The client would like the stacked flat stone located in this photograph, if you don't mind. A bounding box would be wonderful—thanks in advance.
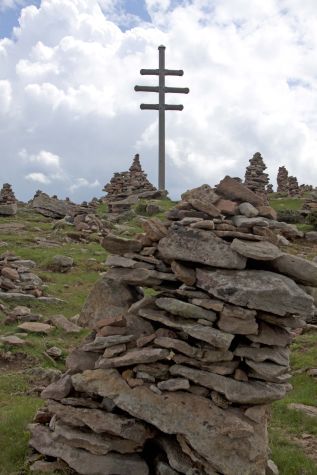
[300,184,313,193]
[31,191,84,219]
[288,176,300,197]
[0,183,17,216]
[29,178,316,475]
[267,184,273,193]
[0,252,43,298]
[103,154,162,214]
[244,153,269,203]
[276,166,289,193]
[303,189,317,211]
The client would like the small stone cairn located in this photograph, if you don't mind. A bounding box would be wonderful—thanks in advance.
[288,176,300,197]
[267,184,273,193]
[28,178,317,475]
[103,154,163,215]
[244,152,269,203]
[303,189,317,211]
[0,252,43,298]
[0,183,17,216]
[276,166,289,193]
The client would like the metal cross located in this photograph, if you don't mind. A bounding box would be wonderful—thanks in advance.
[134,45,189,191]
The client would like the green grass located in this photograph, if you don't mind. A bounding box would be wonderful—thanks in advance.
[269,197,305,212]
[0,373,42,475]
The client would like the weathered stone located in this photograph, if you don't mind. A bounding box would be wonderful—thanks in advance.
[49,314,81,333]
[257,206,277,220]
[246,360,289,382]
[266,459,279,475]
[218,304,258,335]
[233,215,269,228]
[106,255,144,268]
[257,312,305,329]
[82,335,135,352]
[154,460,179,475]
[190,219,215,230]
[154,337,197,357]
[287,403,317,418]
[96,315,126,329]
[141,218,168,241]
[231,239,283,261]
[181,184,220,204]
[46,346,63,358]
[41,375,72,400]
[1,267,19,280]
[17,322,54,334]
[78,276,136,329]
[72,369,268,475]
[47,400,153,443]
[139,309,233,350]
[156,297,217,322]
[96,348,170,369]
[157,378,190,391]
[29,424,149,475]
[155,436,199,475]
[53,419,141,454]
[239,202,259,218]
[271,254,317,286]
[50,255,74,272]
[158,226,246,269]
[102,234,142,254]
[0,335,26,346]
[66,349,99,372]
[215,199,238,216]
[235,346,289,366]
[105,267,176,286]
[216,176,264,206]
[171,261,196,286]
[248,322,292,347]
[98,326,127,337]
[103,344,126,357]
[187,198,221,218]
[196,268,314,317]
[191,298,224,312]
[170,365,287,404]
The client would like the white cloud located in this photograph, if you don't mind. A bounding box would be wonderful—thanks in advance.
[1,0,317,201]
[25,172,51,184]
[0,0,26,11]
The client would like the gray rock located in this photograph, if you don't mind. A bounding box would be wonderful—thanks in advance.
[170,364,288,404]
[155,297,217,322]
[41,375,72,400]
[234,346,289,366]
[158,226,246,270]
[105,267,177,286]
[51,255,74,272]
[216,176,264,206]
[305,231,317,242]
[29,424,149,475]
[231,239,283,261]
[239,202,259,218]
[47,400,153,443]
[157,378,190,391]
[49,314,81,333]
[96,347,170,369]
[271,253,317,286]
[82,335,135,352]
[196,268,314,317]
[246,360,290,383]
[66,349,99,372]
[218,304,258,335]
[78,276,136,329]
[232,215,269,228]
[102,234,142,254]
[247,322,292,347]
[72,369,268,475]
[266,459,279,475]
[154,337,197,358]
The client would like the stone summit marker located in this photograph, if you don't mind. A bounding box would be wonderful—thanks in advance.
[135,45,189,191]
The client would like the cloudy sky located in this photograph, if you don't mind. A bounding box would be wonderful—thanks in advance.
[1,0,317,202]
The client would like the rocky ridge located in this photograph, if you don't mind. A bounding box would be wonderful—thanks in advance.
[28,178,317,474]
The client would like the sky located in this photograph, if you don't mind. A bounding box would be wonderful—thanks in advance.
[1,0,317,202]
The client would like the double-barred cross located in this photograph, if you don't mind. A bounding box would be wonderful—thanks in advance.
[134,45,189,191]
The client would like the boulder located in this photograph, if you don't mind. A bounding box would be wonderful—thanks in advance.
[216,176,264,206]
[271,254,317,286]
[231,239,283,261]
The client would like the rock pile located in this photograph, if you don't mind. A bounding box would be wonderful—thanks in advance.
[103,154,164,215]
[267,184,273,193]
[303,189,317,211]
[0,183,17,216]
[31,191,83,219]
[288,176,300,197]
[276,166,289,193]
[244,152,269,203]
[0,252,43,298]
[29,179,316,475]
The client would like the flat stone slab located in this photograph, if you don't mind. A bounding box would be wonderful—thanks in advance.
[18,322,55,334]
[196,268,314,317]
[235,346,289,366]
[216,176,264,206]
[96,348,170,369]
[170,364,288,404]
[29,424,149,475]
[231,239,283,261]
[72,369,268,475]
[102,234,142,255]
[158,226,246,270]
[288,403,317,418]
[155,297,216,322]
[271,254,317,286]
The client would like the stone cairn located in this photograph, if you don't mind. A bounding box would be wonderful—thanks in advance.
[28,177,316,475]
[0,252,43,298]
[303,189,317,211]
[267,184,273,193]
[244,153,269,204]
[276,166,289,193]
[103,154,163,215]
[288,176,300,197]
[0,183,17,216]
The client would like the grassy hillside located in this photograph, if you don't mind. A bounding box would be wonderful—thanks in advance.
[0,197,316,475]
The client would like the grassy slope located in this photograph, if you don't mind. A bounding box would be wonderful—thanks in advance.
[0,198,316,474]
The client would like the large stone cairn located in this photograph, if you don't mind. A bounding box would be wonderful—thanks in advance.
[103,154,162,214]
[0,183,17,216]
[288,176,300,197]
[0,252,43,298]
[244,153,269,203]
[28,178,316,474]
[276,166,289,193]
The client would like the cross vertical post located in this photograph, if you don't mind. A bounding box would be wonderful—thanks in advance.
[135,46,189,191]
[159,45,165,191]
